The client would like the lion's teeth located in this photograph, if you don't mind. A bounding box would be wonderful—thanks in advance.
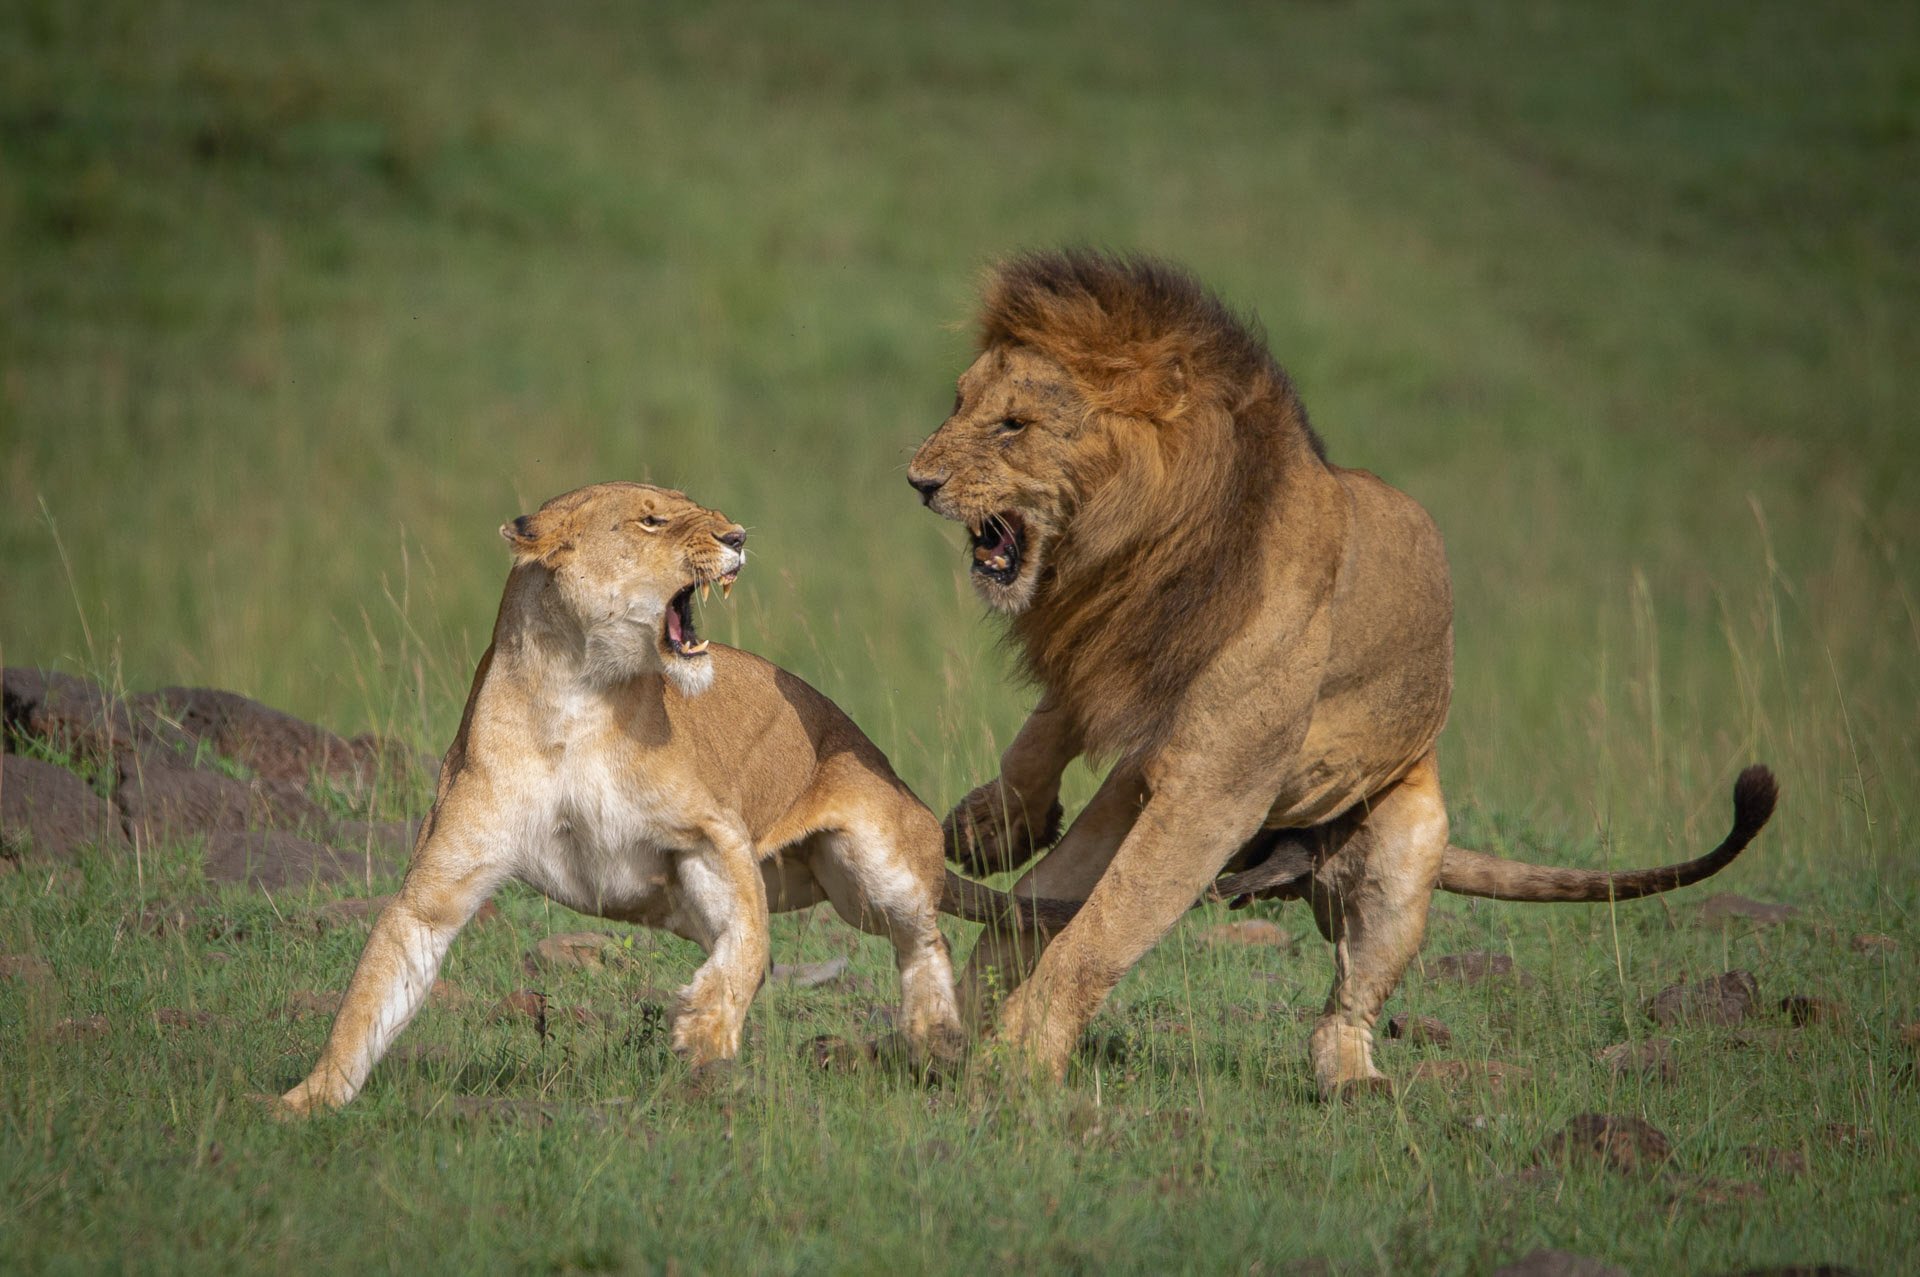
[700,582,711,603]
[683,639,709,655]
[721,578,733,599]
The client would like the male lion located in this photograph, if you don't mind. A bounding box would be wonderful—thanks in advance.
[906,251,1777,1097]
[281,482,1064,1115]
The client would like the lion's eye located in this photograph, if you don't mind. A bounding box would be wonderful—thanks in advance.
[997,417,1027,434]
[637,515,668,531]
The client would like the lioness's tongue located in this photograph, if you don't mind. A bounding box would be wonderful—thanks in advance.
[666,605,685,645]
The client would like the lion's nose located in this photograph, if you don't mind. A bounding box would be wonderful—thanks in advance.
[717,526,746,551]
[908,474,945,504]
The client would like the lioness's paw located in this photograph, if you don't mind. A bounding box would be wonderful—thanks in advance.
[943,782,1063,875]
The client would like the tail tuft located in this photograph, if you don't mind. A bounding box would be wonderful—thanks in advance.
[1731,765,1779,840]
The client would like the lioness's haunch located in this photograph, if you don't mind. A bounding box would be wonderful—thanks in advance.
[907,250,1778,1096]
[280,482,1067,1115]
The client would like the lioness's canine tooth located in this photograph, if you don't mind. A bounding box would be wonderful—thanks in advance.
[683,639,709,655]
[721,579,733,599]
[701,582,711,603]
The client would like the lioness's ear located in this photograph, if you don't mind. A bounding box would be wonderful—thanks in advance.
[499,512,563,565]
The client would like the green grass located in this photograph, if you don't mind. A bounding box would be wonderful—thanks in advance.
[3,0,1917,1271]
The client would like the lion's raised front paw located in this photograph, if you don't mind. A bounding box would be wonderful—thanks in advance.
[943,782,1063,876]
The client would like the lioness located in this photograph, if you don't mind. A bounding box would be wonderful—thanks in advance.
[281,482,1061,1115]
[907,251,1777,1096]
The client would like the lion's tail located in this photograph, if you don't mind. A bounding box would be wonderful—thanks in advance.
[1437,764,1778,903]
[938,869,1081,931]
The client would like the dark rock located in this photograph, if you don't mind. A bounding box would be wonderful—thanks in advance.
[202,828,399,890]
[1536,1113,1674,1175]
[3,668,157,762]
[1696,893,1799,927]
[1386,1014,1453,1047]
[116,753,331,849]
[1492,1249,1628,1277]
[1596,1037,1678,1082]
[1780,995,1849,1028]
[2,755,126,859]
[1742,1145,1808,1177]
[151,1007,224,1030]
[125,687,370,787]
[1645,970,1759,1027]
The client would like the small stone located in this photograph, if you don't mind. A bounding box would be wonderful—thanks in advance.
[1850,933,1897,955]
[152,1007,221,1030]
[1668,1174,1765,1206]
[1695,893,1798,927]
[1536,1112,1673,1176]
[769,956,850,988]
[1596,1037,1678,1083]
[1780,995,1848,1028]
[1386,1014,1453,1046]
[1408,1059,1530,1090]
[489,989,549,1037]
[1741,1145,1808,1177]
[1423,951,1536,986]
[1492,1249,1629,1277]
[284,990,343,1020]
[1645,970,1758,1027]
[0,954,53,984]
[52,1013,109,1040]
[525,932,616,973]
[1202,919,1295,948]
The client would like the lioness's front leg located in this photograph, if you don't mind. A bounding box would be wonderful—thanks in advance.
[945,697,1080,875]
[669,824,771,1070]
[280,841,505,1115]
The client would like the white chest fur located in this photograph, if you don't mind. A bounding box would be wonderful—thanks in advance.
[509,685,681,921]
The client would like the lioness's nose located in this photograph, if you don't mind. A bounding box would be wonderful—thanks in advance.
[717,526,746,551]
[908,473,945,503]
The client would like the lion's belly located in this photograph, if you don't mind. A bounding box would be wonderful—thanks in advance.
[509,755,687,927]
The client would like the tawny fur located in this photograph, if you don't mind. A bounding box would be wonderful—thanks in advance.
[280,483,1042,1115]
[908,250,1777,1096]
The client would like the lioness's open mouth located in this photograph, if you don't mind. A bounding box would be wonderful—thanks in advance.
[970,513,1024,586]
[664,569,739,659]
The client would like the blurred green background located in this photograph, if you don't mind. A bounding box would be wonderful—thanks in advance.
[3,0,1915,880]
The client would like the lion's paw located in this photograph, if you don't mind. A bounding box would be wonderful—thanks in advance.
[944,782,1063,876]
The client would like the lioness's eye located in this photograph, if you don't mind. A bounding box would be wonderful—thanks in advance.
[997,417,1027,434]
[638,515,668,530]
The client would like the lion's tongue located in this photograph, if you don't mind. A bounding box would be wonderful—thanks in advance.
[666,605,685,646]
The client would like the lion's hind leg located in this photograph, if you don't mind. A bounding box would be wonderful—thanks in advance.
[1307,753,1449,1100]
[809,812,965,1063]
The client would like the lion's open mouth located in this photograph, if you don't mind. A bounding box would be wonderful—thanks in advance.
[663,570,738,659]
[969,513,1024,586]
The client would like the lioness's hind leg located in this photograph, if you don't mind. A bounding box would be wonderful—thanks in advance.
[1307,753,1449,1100]
[811,816,963,1060]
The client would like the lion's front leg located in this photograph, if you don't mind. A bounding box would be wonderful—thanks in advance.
[989,779,1273,1081]
[1306,752,1449,1099]
[670,827,770,1070]
[945,697,1081,875]
[958,766,1147,1031]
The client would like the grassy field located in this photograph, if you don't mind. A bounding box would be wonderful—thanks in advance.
[3,0,1917,1271]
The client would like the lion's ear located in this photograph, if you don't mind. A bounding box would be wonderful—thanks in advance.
[1099,340,1191,422]
[499,512,565,565]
